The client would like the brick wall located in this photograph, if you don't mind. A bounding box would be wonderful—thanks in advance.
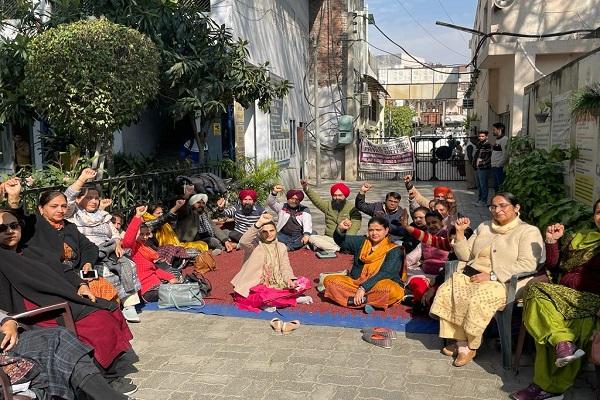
[309,0,347,87]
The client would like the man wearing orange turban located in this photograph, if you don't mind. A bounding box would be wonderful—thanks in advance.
[300,180,362,252]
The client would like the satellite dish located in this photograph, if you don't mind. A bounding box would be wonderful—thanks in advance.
[493,0,516,8]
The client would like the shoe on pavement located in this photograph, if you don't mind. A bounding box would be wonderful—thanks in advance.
[110,378,138,396]
[122,306,140,323]
[453,349,476,367]
[441,343,457,357]
[555,341,585,367]
[510,383,564,400]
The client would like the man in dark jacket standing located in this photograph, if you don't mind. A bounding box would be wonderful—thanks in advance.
[473,130,492,206]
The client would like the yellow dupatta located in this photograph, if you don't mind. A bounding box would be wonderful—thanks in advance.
[142,213,208,252]
[357,236,398,283]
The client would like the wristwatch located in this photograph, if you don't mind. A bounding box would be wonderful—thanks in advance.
[490,272,498,281]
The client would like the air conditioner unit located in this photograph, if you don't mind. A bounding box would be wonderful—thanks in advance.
[360,92,372,107]
[493,0,516,9]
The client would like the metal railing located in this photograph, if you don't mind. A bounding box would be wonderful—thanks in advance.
[20,165,222,213]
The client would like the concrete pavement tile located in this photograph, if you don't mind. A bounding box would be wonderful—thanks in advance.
[177,381,225,395]
[379,372,407,391]
[331,386,359,400]
[268,380,316,393]
[317,373,364,386]
[262,389,311,400]
[134,388,173,400]
[243,360,286,372]
[168,391,195,400]
[219,377,253,395]
[361,370,389,388]
[240,379,273,398]
[356,387,409,400]
[310,383,338,400]
[213,351,253,360]
[403,374,453,393]
[404,357,453,376]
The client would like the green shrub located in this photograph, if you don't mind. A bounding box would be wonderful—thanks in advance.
[23,18,160,152]
[220,157,280,203]
[502,136,592,233]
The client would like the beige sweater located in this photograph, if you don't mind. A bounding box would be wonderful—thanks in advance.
[452,218,545,283]
[230,225,295,297]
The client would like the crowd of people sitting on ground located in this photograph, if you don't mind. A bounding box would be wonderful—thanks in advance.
[0,158,597,400]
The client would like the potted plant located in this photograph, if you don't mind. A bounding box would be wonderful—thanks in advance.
[534,100,552,123]
[571,83,600,120]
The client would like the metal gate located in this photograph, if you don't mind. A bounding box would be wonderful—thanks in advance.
[411,135,467,181]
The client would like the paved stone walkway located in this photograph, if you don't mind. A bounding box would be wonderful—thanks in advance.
[128,180,598,399]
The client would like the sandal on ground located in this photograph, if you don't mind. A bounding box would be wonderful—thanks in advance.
[270,318,283,333]
[441,343,458,357]
[360,327,397,340]
[362,332,392,349]
[453,349,476,367]
[281,320,300,335]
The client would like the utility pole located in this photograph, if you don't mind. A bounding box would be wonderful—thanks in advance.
[313,37,321,186]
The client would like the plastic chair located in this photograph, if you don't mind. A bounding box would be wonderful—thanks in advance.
[444,261,537,370]
[0,302,76,399]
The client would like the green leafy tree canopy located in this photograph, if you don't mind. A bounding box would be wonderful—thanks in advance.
[385,105,415,136]
[22,18,160,151]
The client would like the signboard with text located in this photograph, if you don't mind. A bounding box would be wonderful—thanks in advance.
[358,137,414,172]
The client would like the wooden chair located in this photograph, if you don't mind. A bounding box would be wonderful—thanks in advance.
[0,302,76,400]
[444,261,538,370]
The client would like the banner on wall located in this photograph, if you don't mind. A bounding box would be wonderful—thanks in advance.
[358,137,414,172]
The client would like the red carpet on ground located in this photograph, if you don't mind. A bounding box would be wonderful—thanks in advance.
[204,248,412,319]
[142,248,439,332]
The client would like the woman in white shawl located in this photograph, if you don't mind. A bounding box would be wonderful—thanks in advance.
[231,213,312,313]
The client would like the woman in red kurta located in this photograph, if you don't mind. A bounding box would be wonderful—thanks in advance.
[122,205,179,302]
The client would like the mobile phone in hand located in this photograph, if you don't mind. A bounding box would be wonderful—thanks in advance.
[80,270,99,279]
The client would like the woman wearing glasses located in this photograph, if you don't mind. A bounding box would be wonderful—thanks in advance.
[430,193,545,367]
[0,209,137,396]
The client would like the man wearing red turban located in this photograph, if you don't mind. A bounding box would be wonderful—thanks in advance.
[215,188,265,251]
[300,180,362,253]
[405,175,457,216]
[267,185,312,251]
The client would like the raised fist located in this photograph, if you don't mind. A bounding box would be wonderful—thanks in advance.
[454,217,471,233]
[174,199,186,209]
[545,223,564,244]
[99,198,112,210]
[360,183,372,194]
[300,179,309,189]
[216,197,226,208]
[78,168,97,182]
[404,175,412,183]
[135,205,148,217]
[273,185,284,193]
[183,184,195,197]
[257,212,273,227]
[338,218,352,231]
[3,178,21,197]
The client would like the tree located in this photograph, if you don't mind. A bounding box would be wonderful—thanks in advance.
[48,0,293,162]
[385,105,415,136]
[23,18,160,159]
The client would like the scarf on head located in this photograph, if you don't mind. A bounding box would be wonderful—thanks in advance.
[560,229,600,272]
[357,236,398,282]
[258,237,286,289]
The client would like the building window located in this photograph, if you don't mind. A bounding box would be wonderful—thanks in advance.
[269,98,290,165]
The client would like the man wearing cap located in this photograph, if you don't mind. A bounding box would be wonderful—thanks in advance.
[215,189,265,250]
[174,186,230,251]
[267,185,313,251]
[301,180,362,252]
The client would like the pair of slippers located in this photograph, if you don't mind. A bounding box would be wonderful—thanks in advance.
[361,327,396,349]
[270,318,300,335]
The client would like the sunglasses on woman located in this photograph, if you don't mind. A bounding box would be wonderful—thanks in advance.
[0,222,22,233]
